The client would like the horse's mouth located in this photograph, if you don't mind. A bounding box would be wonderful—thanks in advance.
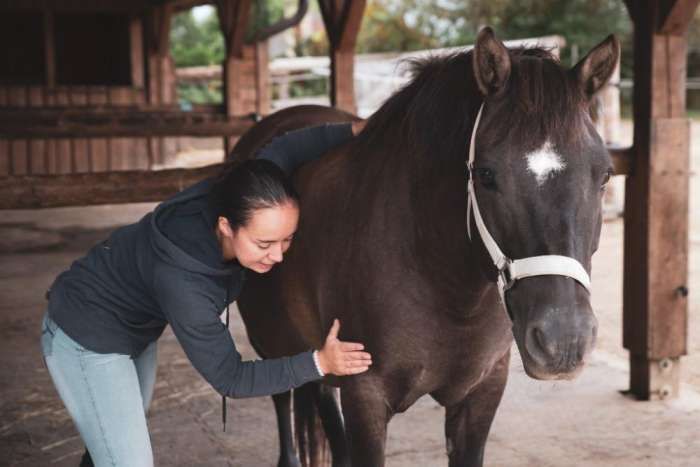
[516,334,592,380]
[520,353,588,380]
[507,295,598,381]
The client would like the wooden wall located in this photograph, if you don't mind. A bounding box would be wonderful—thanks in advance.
[0,85,152,176]
[0,42,266,177]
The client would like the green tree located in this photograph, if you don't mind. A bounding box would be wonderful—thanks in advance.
[170,2,288,104]
[356,1,439,53]
[355,0,632,74]
[170,9,224,67]
[170,2,287,68]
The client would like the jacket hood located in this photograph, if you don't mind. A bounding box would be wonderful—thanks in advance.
[150,178,239,277]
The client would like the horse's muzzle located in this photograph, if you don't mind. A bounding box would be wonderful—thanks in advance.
[519,303,598,380]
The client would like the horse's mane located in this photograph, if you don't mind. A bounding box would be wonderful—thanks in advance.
[355,46,586,168]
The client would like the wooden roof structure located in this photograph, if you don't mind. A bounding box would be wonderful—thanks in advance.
[0,0,697,401]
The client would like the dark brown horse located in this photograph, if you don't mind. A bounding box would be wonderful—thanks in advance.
[233,27,619,467]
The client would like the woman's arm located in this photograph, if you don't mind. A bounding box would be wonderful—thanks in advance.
[155,268,370,398]
[256,121,364,175]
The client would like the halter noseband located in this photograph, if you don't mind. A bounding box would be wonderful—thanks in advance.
[466,104,592,305]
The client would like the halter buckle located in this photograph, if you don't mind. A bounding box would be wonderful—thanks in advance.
[497,259,515,292]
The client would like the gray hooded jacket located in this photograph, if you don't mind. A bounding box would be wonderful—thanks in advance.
[47,122,353,398]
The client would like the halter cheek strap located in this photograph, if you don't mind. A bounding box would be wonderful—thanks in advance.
[466,104,592,304]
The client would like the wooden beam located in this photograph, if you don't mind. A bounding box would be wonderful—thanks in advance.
[318,0,366,113]
[0,164,221,209]
[659,0,700,35]
[255,41,270,115]
[608,145,632,175]
[217,0,253,154]
[146,4,174,105]
[130,17,146,88]
[623,0,638,23]
[43,10,55,88]
[250,0,308,43]
[623,2,691,400]
[155,4,173,57]
[0,110,255,138]
[337,0,365,51]
[0,0,150,13]
[317,0,339,46]
[217,0,251,59]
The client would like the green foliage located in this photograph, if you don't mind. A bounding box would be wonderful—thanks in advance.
[170,9,224,68]
[170,1,287,68]
[176,82,222,105]
[358,0,632,74]
[170,2,288,104]
[169,1,699,107]
[246,0,287,42]
[356,1,439,53]
[487,0,632,73]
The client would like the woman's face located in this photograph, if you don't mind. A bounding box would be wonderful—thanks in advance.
[218,201,299,273]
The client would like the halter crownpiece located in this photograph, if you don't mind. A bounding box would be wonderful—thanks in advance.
[466,103,592,304]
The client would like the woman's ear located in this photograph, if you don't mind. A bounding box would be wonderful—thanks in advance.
[217,216,235,238]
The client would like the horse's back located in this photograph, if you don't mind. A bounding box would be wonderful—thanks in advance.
[228,105,358,162]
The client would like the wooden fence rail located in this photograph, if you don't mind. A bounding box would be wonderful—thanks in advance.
[0,145,631,209]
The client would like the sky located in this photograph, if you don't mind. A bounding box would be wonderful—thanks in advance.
[192,5,215,23]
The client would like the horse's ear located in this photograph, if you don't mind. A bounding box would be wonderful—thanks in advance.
[473,27,511,96]
[571,35,620,98]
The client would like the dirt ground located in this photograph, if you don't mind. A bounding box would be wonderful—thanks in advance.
[0,122,698,466]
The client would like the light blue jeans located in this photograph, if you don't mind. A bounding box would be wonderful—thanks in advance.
[40,312,157,467]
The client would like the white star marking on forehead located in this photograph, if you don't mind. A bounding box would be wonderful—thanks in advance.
[525,141,566,186]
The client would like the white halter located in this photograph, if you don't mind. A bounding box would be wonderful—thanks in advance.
[466,104,591,304]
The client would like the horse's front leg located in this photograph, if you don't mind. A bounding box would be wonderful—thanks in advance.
[312,384,350,467]
[442,350,510,467]
[272,391,301,467]
[341,377,392,467]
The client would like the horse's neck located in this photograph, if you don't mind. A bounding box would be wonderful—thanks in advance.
[349,150,493,309]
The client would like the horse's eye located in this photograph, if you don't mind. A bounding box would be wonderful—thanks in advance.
[601,168,613,189]
[475,168,496,188]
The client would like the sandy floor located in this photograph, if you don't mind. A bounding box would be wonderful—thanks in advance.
[0,122,697,466]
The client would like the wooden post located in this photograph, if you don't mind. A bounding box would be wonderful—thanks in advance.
[43,10,55,88]
[130,17,145,89]
[255,40,270,116]
[601,58,625,217]
[145,5,174,168]
[217,0,252,155]
[146,4,173,106]
[318,0,366,113]
[622,0,696,400]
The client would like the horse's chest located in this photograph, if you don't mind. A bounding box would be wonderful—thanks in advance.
[429,325,512,407]
[384,344,509,412]
[431,354,506,407]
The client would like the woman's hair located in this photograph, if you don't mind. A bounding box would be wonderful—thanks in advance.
[210,159,299,230]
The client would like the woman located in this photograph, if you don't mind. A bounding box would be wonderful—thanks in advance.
[40,122,368,466]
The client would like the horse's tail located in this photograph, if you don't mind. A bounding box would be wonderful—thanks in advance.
[294,382,329,467]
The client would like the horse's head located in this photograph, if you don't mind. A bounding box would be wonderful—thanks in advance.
[469,28,619,380]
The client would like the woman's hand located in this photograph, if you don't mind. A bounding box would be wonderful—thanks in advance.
[317,319,372,376]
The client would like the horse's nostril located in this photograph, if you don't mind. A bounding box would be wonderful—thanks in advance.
[533,328,549,355]
[525,325,555,365]
[524,312,597,372]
